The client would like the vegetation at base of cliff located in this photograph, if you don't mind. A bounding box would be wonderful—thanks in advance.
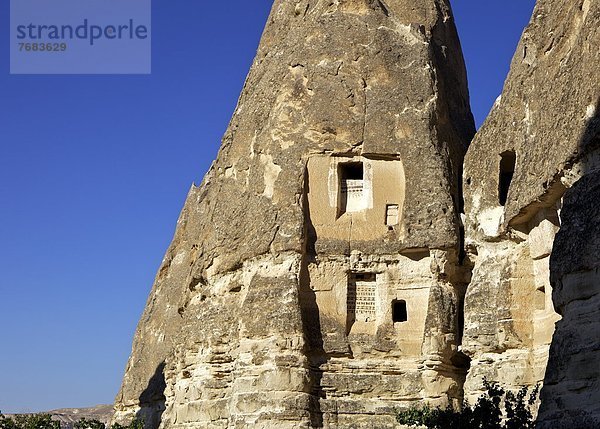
[106,418,143,429]
[74,418,143,429]
[0,414,143,429]
[396,380,539,429]
[0,413,60,429]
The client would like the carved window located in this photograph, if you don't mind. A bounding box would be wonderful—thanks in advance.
[499,151,516,206]
[392,300,408,323]
[386,204,399,226]
[339,162,364,214]
[535,286,546,311]
[347,272,376,323]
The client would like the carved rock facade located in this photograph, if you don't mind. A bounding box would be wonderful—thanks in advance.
[114,0,600,427]
[114,0,474,427]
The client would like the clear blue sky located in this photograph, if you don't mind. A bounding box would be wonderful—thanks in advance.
[0,0,535,414]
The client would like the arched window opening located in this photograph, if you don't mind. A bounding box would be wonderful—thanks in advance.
[499,151,516,206]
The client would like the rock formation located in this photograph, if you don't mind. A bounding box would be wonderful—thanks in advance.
[462,0,600,424]
[114,0,600,427]
[539,170,600,429]
[114,0,475,428]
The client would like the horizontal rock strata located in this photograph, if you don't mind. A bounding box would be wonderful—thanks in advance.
[114,0,475,428]
[462,0,600,424]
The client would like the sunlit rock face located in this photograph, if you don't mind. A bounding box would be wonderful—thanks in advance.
[114,0,600,427]
[462,0,600,424]
[113,0,475,428]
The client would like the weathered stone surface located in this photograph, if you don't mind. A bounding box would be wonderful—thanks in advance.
[113,0,600,426]
[114,0,474,428]
[464,0,600,232]
[114,0,600,426]
[537,171,600,428]
[462,0,600,423]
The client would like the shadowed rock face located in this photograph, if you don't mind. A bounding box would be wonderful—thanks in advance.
[539,171,600,429]
[114,0,474,428]
[462,0,600,423]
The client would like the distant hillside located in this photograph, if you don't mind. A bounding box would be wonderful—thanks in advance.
[6,405,113,428]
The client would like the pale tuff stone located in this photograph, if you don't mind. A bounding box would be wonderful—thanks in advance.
[114,0,474,428]
[114,0,600,427]
[462,0,600,425]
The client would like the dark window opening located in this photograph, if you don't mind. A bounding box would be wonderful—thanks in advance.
[338,162,365,215]
[351,272,376,282]
[457,295,465,344]
[340,162,363,181]
[499,151,516,206]
[392,300,408,323]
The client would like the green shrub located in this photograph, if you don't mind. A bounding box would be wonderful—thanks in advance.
[0,414,143,429]
[74,418,105,429]
[0,413,60,429]
[109,418,143,429]
[0,413,17,429]
[396,380,539,429]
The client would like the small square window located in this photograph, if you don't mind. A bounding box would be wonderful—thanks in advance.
[340,162,363,181]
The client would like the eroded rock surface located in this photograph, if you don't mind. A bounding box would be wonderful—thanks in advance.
[537,171,600,428]
[115,0,600,426]
[462,0,600,423]
[114,0,474,428]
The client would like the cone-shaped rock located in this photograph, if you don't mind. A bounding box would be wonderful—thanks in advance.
[114,1,475,427]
